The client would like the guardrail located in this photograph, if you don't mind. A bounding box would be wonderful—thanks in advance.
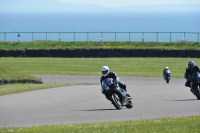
[0,32,199,43]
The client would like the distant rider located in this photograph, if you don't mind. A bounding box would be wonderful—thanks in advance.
[163,66,170,79]
[100,66,131,100]
[184,61,200,91]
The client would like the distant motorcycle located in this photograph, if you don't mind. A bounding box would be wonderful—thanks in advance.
[101,78,133,109]
[190,71,200,100]
[164,69,171,83]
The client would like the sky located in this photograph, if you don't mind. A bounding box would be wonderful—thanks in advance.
[57,0,200,7]
[0,0,200,13]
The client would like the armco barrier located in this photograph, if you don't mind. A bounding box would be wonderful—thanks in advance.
[0,49,200,57]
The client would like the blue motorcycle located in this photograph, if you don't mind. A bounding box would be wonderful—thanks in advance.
[101,78,133,109]
[164,69,171,83]
[191,71,200,100]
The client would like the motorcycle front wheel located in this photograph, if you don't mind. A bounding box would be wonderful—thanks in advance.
[166,76,169,83]
[110,93,123,109]
[193,86,200,100]
[125,99,133,109]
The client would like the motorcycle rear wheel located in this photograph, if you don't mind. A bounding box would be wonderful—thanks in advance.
[110,93,123,109]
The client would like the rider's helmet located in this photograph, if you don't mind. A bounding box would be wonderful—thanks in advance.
[101,66,110,77]
[188,61,195,69]
[165,66,169,70]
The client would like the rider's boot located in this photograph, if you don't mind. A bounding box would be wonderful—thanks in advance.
[126,93,132,98]
[190,88,195,95]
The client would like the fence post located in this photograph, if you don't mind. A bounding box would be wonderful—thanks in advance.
[182,32,185,44]
[170,32,171,43]
[142,32,144,43]
[184,32,185,43]
[101,32,103,44]
[4,32,6,43]
[17,32,20,43]
[59,32,61,44]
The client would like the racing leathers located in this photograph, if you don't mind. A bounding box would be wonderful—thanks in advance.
[185,65,200,87]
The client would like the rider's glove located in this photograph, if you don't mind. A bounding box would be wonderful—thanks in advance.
[115,77,119,83]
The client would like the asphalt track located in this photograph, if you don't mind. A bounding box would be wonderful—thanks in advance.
[0,75,199,128]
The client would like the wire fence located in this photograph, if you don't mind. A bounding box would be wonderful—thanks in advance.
[0,32,199,43]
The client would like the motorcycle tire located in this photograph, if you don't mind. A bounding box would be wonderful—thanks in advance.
[110,93,123,109]
[125,99,133,109]
[193,86,200,100]
[166,76,169,83]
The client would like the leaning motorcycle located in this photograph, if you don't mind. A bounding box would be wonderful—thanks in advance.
[101,78,133,109]
[164,69,171,83]
[190,71,200,100]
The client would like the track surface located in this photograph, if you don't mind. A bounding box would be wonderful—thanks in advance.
[0,75,199,127]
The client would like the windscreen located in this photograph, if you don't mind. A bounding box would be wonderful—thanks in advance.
[101,78,113,92]
[192,72,200,83]
[165,70,170,74]
[103,78,113,85]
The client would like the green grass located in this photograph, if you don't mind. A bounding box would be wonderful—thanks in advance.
[0,57,198,95]
[0,41,200,50]
[0,116,199,133]
[0,66,39,80]
[0,83,96,96]
[1,57,199,79]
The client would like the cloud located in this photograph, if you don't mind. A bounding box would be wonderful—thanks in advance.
[56,0,200,7]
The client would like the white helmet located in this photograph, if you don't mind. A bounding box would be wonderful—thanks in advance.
[165,66,169,69]
[101,66,110,77]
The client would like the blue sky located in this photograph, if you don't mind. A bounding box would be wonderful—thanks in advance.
[57,0,200,7]
[0,0,200,12]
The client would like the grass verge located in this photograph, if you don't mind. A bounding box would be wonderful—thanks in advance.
[0,83,96,96]
[1,57,200,79]
[0,66,39,80]
[0,116,199,133]
[0,41,200,50]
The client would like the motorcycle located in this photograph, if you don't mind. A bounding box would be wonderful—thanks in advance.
[101,78,133,109]
[164,69,171,83]
[190,71,200,100]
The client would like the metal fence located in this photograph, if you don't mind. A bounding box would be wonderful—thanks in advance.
[0,32,199,43]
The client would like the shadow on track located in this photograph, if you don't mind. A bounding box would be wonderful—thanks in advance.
[164,99,197,101]
[76,109,118,111]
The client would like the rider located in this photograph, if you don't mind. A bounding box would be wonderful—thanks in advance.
[163,66,170,79]
[100,66,131,100]
[184,61,200,90]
